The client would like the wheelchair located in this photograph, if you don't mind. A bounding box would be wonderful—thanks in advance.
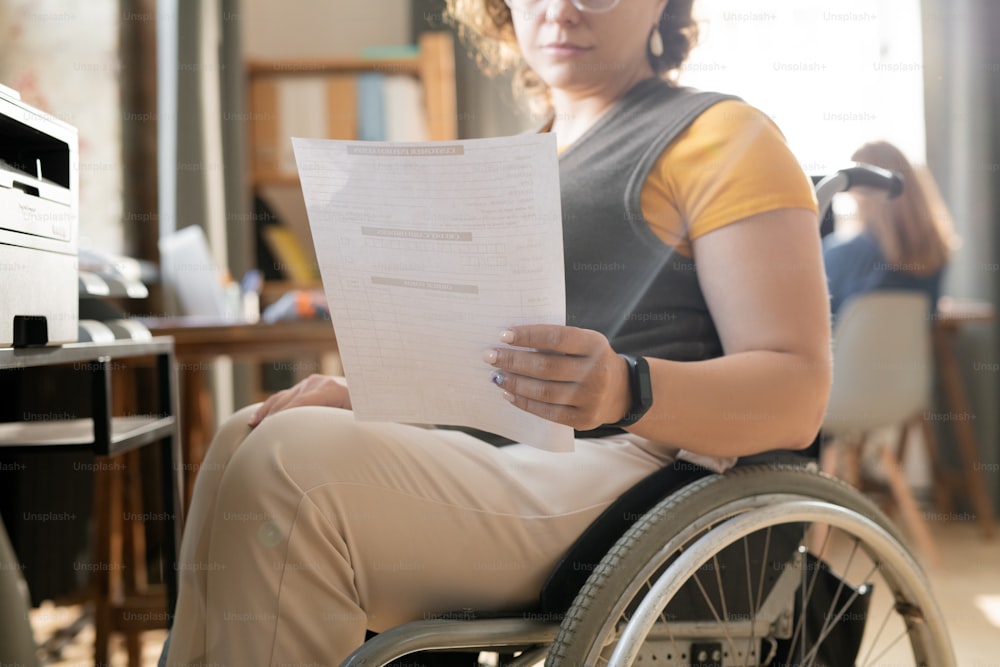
[338,166,954,667]
[341,459,954,667]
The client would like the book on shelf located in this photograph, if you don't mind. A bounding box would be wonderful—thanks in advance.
[360,44,420,60]
[277,77,328,174]
[383,75,429,142]
[262,224,321,284]
[356,72,386,141]
[326,75,358,140]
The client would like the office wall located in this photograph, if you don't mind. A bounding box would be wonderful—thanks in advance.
[241,0,412,60]
[0,0,123,255]
[923,0,1000,509]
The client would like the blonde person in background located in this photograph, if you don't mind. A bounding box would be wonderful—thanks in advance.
[163,0,832,664]
[823,140,959,316]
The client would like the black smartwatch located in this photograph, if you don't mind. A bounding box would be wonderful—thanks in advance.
[606,354,653,427]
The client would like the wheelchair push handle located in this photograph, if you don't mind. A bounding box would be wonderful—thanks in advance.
[841,163,904,197]
[814,163,904,221]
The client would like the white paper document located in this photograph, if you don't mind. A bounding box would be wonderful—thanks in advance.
[292,134,573,451]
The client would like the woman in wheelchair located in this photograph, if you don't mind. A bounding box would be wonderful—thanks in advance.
[163,1,839,665]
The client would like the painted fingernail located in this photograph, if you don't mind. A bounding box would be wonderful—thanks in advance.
[482,349,498,364]
[491,372,505,387]
[500,329,515,344]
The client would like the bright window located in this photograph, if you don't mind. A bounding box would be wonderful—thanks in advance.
[680,0,925,176]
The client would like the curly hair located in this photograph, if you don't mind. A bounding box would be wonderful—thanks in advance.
[444,0,699,114]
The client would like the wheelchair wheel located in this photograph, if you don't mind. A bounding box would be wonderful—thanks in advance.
[546,465,954,667]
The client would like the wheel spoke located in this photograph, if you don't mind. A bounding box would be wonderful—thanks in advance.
[691,571,741,663]
[800,564,878,666]
[797,541,808,664]
[754,526,772,614]
[787,531,857,661]
[712,550,743,664]
[861,628,911,666]
[786,546,818,660]
[713,552,730,625]
[743,536,757,667]
[813,542,863,643]
[859,601,898,667]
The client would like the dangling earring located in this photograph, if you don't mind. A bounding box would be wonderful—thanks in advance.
[649,26,664,57]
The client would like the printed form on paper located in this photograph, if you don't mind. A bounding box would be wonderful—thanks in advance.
[292,134,573,452]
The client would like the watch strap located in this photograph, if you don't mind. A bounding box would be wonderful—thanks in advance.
[605,354,653,428]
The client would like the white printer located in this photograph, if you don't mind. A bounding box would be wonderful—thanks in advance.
[0,83,78,347]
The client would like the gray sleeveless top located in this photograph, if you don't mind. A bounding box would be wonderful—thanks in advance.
[559,79,739,362]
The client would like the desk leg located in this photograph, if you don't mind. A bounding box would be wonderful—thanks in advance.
[158,351,183,623]
[933,326,996,538]
[179,363,213,516]
[159,436,180,624]
[92,461,119,667]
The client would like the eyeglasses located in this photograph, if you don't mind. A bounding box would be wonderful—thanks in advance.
[504,0,621,15]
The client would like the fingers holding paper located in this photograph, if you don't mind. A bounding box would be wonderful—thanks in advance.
[483,325,631,431]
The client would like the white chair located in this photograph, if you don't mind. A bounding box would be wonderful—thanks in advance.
[822,290,941,564]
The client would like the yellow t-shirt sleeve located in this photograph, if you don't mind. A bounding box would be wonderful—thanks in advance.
[641,100,818,253]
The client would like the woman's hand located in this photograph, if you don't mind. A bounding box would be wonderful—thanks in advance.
[482,325,630,431]
[248,374,351,427]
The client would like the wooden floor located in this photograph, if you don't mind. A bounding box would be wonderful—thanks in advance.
[28,520,1000,666]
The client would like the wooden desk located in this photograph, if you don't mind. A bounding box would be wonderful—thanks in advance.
[932,298,996,537]
[142,319,339,512]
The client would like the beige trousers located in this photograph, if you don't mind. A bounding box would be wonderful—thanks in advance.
[164,405,715,666]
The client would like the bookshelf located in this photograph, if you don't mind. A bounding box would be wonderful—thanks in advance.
[244,32,457,289]
[246,31,458,189]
